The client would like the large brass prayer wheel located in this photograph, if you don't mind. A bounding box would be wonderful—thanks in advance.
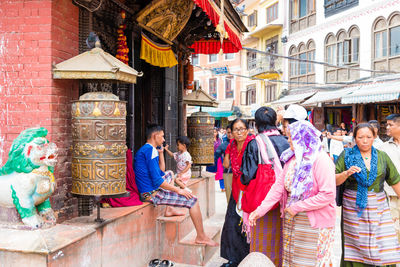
[187,111,214,165]
[71,92,127,196]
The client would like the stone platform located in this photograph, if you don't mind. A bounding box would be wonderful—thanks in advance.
[0,176,216,267]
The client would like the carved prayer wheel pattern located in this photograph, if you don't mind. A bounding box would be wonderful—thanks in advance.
[187,111,214,165]
[71,92,127,196]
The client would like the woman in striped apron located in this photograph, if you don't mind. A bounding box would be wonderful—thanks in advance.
[249,120,337,266]
[335,123,400,266]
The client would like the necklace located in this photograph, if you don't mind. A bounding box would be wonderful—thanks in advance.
[360,152,370,160]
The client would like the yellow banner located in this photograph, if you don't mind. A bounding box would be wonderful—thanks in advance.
[140,34,178,68]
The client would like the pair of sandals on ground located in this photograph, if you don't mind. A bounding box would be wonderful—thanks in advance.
[148,259,174,267]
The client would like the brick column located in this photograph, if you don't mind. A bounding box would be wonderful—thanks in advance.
[0,0,79,222]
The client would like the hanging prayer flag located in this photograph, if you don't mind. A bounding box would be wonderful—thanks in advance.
[140,33,178,68]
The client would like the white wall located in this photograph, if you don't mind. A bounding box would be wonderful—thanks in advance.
[283,0,400,84]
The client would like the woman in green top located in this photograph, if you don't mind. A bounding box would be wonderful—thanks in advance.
[335,123,400,266]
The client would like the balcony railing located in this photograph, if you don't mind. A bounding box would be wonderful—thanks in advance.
[248,56,282,78]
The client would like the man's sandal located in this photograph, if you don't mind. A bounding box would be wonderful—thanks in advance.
[159,260,174,267]
[148,259,161,267]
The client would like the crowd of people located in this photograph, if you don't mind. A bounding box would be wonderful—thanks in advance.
[215,105,400,267]
[105,103,400,267]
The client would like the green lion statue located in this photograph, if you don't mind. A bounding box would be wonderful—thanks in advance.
[0,127,57,229]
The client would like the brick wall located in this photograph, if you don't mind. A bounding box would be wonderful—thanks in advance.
[0,0,79,222]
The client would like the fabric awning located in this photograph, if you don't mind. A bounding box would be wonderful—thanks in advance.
[190,0,243,54]
[271,91,316,106]
[206,110,233,119]
[303,86,360,106]
[190,39,240,54]
[341,80,400,104]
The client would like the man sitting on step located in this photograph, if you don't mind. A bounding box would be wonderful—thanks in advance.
[134,124,218,247]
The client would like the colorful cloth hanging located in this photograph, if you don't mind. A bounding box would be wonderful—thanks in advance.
[190,38,240,54]
[140,33,178,68]
[191,0,242,54]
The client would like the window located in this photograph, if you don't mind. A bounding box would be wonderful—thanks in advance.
[348,27,360,63]
[299,52,307,75]
[225,76,234,99]
[267,3,279,23]
[194,80,200,90]
[265,84,277,103]
[191,54,199,65]
[375,31,387,58]
[325,34,336,64]
[265,36,278,53]
[299,0,307,18]
[325,26,360,82]
[324,0,359,17]
[289,46,298,76]
[209,78,217,98]
[209,54,217,63]
[224,53,234,60]
[307,49,315,72]
[289,40,315,87]
[290,0,315,20]
[247,51,257,70]
[390,26,400,56]
[372,13,400,73]
[246,84,256,105]
[248,11,257,27]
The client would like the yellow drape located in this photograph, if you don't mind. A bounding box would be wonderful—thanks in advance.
[140,34,178,68]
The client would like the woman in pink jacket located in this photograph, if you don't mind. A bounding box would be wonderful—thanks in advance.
[249,120,336,267]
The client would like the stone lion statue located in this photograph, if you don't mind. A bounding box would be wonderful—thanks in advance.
[0,127,58,229]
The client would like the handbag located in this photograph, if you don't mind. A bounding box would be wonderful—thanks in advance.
[241,134,279,214]
[336,183,345,206]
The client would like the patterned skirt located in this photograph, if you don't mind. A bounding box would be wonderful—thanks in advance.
[250,207,283,266]
[342,189,400,266]
[282,212,335,267]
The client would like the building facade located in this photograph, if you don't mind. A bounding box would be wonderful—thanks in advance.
[236,0,287,118]
[282,0,400,130]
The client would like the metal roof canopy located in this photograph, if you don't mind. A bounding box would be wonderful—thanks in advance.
[341,80,400,104]
[184,88,219,107]
[52,44,143,84]
[271,91,317,106]
[303,86,361,106]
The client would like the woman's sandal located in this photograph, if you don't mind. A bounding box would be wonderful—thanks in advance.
[159,260,174,267]
[148,259,161,267]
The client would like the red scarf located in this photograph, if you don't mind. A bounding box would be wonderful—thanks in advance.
[230,135,255,202]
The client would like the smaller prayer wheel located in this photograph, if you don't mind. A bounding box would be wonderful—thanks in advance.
[187,111,214,165]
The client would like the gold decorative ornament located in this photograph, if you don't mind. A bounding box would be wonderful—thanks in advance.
[92,102,102,117]
[136,0,194,44]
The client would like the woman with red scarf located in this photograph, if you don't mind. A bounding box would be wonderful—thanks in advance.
[220,119,254,267]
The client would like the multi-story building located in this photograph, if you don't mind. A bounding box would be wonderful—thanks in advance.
[281,0,400,131]
[239,0,286,113]
[191,50,244,127]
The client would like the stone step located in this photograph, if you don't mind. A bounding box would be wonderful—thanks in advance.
[157,212,192,243]
[159,225,220,266]
[179,226,221,266]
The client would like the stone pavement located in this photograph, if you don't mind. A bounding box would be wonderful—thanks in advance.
[176,179,343,267]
